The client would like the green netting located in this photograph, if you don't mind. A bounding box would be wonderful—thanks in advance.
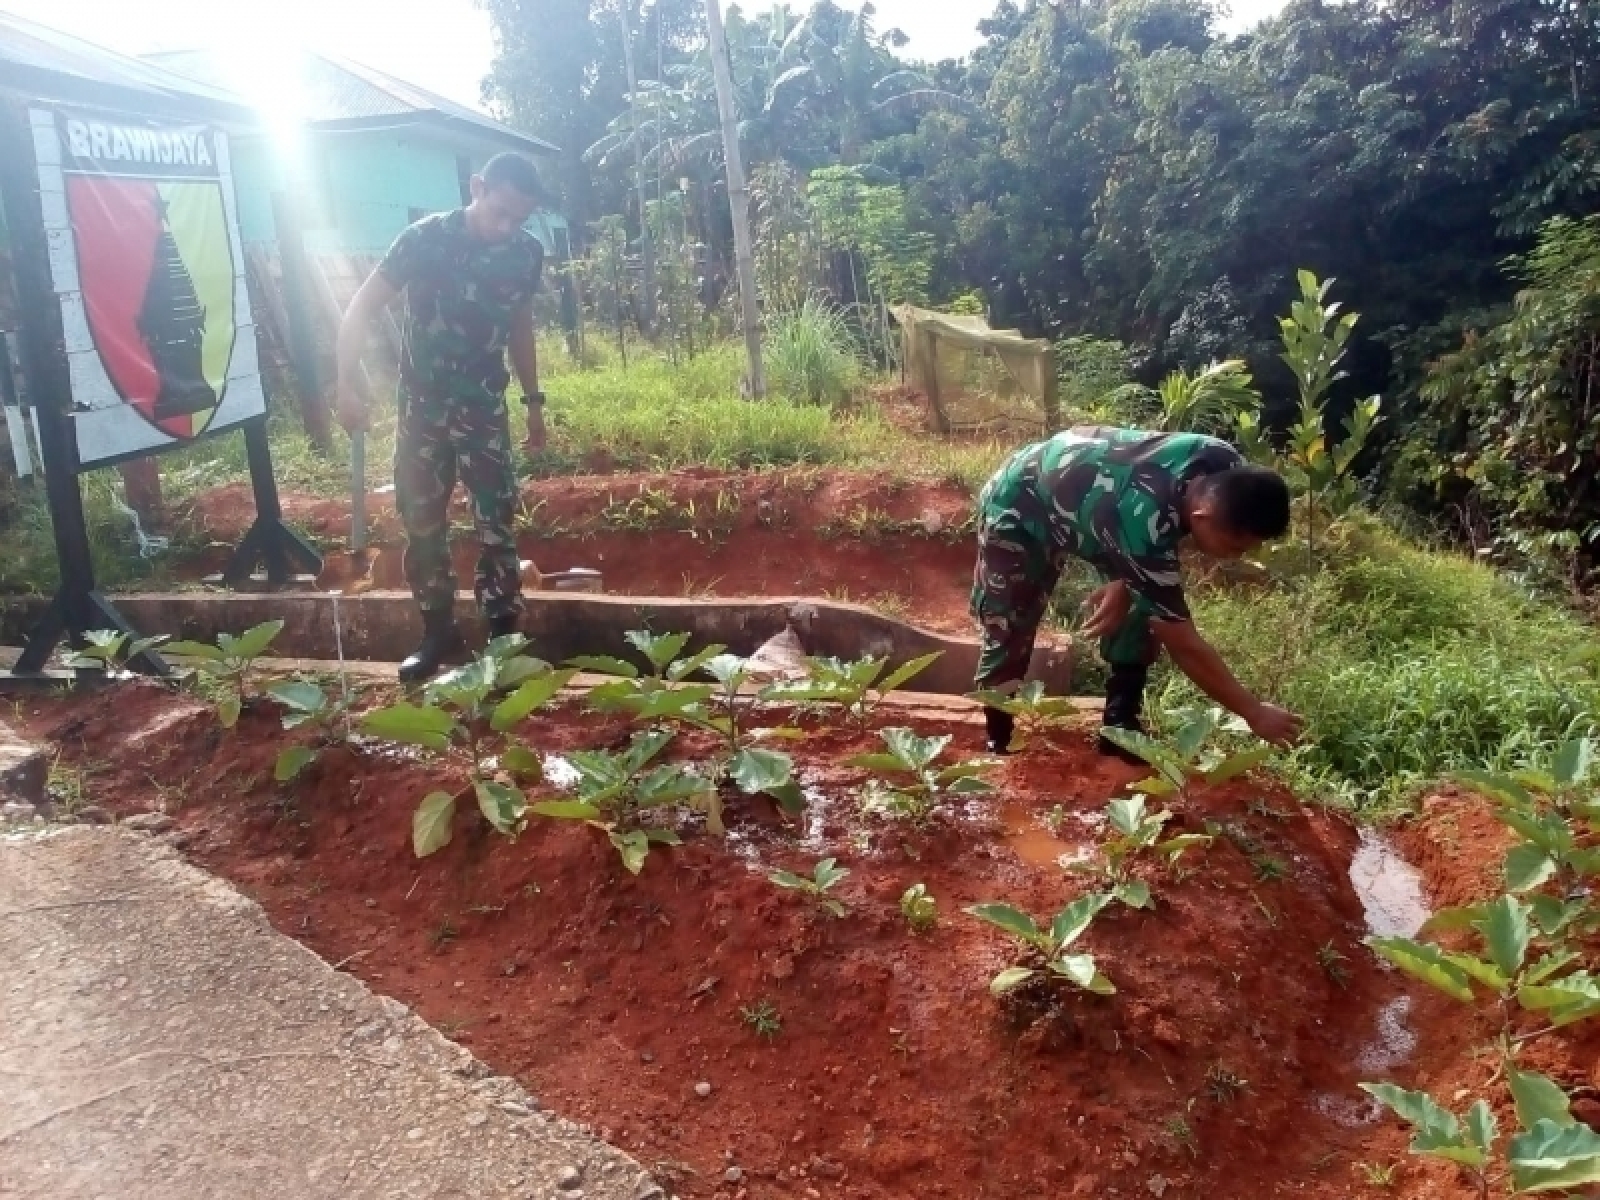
[894,305,1058,435]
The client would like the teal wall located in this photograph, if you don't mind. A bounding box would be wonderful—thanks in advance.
[228,125,566,259]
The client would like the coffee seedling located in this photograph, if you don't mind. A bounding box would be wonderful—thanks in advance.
[769,857,851,917]
[966,893,1115,996]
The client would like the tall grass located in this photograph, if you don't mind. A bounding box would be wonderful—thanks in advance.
[764,296,864,407]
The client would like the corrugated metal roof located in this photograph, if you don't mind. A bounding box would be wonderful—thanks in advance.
[0,12,250,116]
[145,47,558,154]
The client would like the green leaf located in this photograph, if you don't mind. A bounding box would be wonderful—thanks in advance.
[361,703,457,750]
[768,869,813,891]
[267,680,327,714]
[567,655,641,679]
[627,630,691,674]
[1108,795,1148,837]
[274,745,315,782]
[1172,709,1218,760]
[1419,904,1489,936]
[1505,844,1559,892]
[1552,738,1594,788]
[1509,1119,1600,1192]
[494,654,551,690]
[990,966,1035,995]
[627,686,719,721]
[881,727,949,772]
[813,858,850,890]
[500,746,544,780]
[946,775,995,795]
[1098,727,1186,787]
[1359,1083,1483,1167]
[1498,808,1575,857]
[847,752,909,773]
[227,620,285,662]
[217,693,242,730]
[1133,775,1179,797]
[1525,948,1582,986]
[1475,894,1532,978]
[1507,1066,1575,1130]
[1454,769,1535,809]
[1441,951,1510,993]
[1518,972,1600,1026]
[666,643,727,682]
[163,639,225,662]
[966,902,1040,942]
[1114,880,1153,909]
[644,828,684,846]
[634,765,713,807]
[877,651,941,696]
[413,791,456,857]
[1050,891,1114,948]
[1201,746,1273,784]
[1155,833,1212,863]
[764,779,807,815]
[611,829,650,875]
[530,800,603,820]
[621,728,675,773]
[703,653,749,688]
[1051,953,1115,995]
[729,747,795,795]
[1365,936,1475,1003]
[1463,1099,1498,1158]
[490,669,575,731]
[474,781,526,835]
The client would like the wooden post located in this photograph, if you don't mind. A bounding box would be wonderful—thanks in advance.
[704,0,765,399]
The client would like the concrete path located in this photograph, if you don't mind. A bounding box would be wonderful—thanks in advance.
[0,827,659,1200]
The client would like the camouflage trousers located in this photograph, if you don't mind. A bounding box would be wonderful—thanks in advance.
[970,494,1155,689]
[394,385,521,619]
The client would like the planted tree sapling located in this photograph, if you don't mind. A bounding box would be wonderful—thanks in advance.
[849,727,997,822]
[1075,794,1212,909]
[64,629,169,678]
[966,893,1116,997]
[1099,706,1273,806]
[164,620,286,728]
[966,680,1078,750]
[762,652,942,726]
[769,857,851,917]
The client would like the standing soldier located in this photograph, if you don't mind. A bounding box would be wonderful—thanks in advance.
[336,153,548,682]
[971,425,1305,757]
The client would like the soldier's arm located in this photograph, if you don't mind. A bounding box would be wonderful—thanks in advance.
[508,300,539,398]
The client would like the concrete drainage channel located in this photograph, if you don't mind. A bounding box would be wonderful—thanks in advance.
[1,590,1076,696]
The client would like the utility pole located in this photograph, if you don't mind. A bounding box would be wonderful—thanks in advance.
[703,0,765,398]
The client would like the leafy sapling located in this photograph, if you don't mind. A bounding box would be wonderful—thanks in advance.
[769,857,851,917]
[966,893,1116,997]
[682,653,807,815]
[1099,706,1272,806]
[163,620,286,728]
[64,629,169,677]
[849,727,997,823]
[1077,794,1213,909]
[530,728,712,873]
[363,635,575,857]
[900,883,938,933]
[570,630,724,721]
[267,676,361,782]
[762,652,942,726]
[966,680,1077,750]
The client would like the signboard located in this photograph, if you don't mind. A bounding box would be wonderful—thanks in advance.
[29,106,265,468]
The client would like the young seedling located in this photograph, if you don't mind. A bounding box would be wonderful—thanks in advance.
[266,677,360,782]
[164,620,286,728]
[1163,1115,1199,1159]
[739,999,783,1040]
[1099,706,1272,806]
[965,893,1116,997]
[362,635,575,857]
[769,857,850,917]
[1077,794,1213,909]
[849,727,997,823]
[1206,1064,1249,1103]
[64,629,169,677]
[569,630,724,721]
[1356,1160,1398,1189]
[1318,942,1352,989]
[900,883,938,933]
[966,680,1078,749]
[679,653,806,816]
[530,728,712,874]
[762,652,942,726]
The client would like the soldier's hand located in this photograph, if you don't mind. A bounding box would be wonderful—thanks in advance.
[1080,581,1132,640]
[1246,702,1304,748]
[335,381,369,434]
[524,406,547,455]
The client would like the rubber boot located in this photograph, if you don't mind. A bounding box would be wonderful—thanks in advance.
[485,611,521,642]
[399,610,465,684]
[1097,663,1150,765]
[984,706,1016,756]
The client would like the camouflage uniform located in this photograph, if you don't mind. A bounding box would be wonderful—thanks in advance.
[378,210,544,617]
[971,426,1242,687]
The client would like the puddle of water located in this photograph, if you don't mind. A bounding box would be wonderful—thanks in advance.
[1000,804,1092,869]
[800,783,834,853]
[1348,829,1431,938]
[542,755,581,790]
[1355,995,1418,1074]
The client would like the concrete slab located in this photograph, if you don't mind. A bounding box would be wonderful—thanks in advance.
[0,827,661,1200]
[0,591,1075,697]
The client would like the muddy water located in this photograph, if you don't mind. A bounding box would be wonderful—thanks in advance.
[1348,829,1431,938]
[999,803,1096,870]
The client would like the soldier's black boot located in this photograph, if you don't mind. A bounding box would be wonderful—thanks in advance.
[399,609,465,684]
[1097,663,1150,764]
[485,611,521,642]
[984,706,1016,756]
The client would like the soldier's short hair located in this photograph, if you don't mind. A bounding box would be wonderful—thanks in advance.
[481,153,544,201]
[1207,465,1291,539]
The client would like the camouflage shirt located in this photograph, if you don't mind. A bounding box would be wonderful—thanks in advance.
[377,210,544,402]
[980,426,1242,622]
